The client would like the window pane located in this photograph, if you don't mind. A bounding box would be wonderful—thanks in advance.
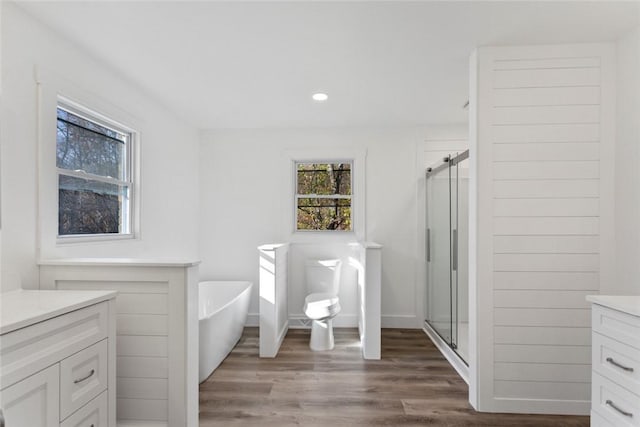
[297,163,351,195]
[57,108,126,179]
[58,175,128,235]
[297,198,351,231]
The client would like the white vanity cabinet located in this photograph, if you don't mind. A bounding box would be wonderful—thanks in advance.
[0,290,116,427]
[587,296,640,427]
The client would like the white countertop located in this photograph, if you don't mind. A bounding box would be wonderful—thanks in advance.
[587,295,640,317]
[38,257,200,267]
[0,289,117,334]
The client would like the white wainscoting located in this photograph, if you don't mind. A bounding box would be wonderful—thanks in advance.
[39,259,199,427]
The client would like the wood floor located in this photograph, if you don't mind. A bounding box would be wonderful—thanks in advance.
[199,328,590,426]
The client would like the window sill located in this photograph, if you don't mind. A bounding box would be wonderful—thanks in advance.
[288,230,360,245]
[56,233,136,245]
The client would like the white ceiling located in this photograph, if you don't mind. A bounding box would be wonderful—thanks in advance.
[16,1,640,129]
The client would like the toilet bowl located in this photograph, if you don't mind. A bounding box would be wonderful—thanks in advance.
[303,259,342,351]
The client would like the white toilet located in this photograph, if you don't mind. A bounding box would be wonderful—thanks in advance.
[303,259,342,351]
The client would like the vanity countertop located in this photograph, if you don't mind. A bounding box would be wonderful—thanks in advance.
[0,289,117,334]
[586,295,640,317]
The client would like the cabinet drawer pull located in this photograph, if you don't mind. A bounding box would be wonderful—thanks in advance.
[73,369,95,384]
[606,399,633,417]
[606,357,634,372]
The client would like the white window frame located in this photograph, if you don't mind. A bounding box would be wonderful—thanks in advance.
[283,148,366,243]
[55,99,135,241]
[294,160,353,233]
[36,67,141,252]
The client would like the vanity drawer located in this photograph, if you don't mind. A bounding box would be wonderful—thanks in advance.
[592,304,640,351]
[593,333,640,395]
[592,372,640,427]
[60,391,108,427]
[0,302,108,389]
[591,410,615,427]
[60,339,108,420]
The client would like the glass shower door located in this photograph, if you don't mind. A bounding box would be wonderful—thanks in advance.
[425,162,452,344]
[450,155,469,363]
[425,151,469,365]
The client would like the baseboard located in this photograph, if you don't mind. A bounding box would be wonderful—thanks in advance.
[117,421,167,427]
[247,313,421,329]
[288,314,358,328]
[422,322,469,384]
[382,314,420,328]
[490,398,590,416]
[246,313,259,327]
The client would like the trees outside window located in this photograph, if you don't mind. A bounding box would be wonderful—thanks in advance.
[56,105,133,237]
[296,162,352,231]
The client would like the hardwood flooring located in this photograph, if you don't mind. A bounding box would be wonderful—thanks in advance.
[199,328,590,426]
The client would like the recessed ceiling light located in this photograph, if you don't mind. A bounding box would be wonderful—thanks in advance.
[312,93,328,102]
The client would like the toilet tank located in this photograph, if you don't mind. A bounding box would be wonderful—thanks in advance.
[305,259,342,295]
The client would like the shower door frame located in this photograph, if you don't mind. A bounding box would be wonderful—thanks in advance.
[424,149,469,368]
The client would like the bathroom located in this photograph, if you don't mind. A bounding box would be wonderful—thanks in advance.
[1,1,640,426]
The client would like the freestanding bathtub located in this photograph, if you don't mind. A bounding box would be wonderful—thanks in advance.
[198,281,253,383]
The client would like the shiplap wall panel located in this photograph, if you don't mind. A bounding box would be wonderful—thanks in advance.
[117,336,168,357]
[494,344,591,364]
[493,253,599,272]
[492,86,600,106]
[493,57,600,70]
[493,235,599,253]
[57,281,170,422]
[493,180,599,198]
[493,271,599,290]
[116,398,168,421]
[492,123,600,143]
[494,308,591,327]
[493,198,599,216]
[116,356,168,378]
[494,363,591,383]
[494,290,593,309]
[493,161,599,181]
[116,293,168,314]
[494,326,591,346]
[493,217,598,235]
[492,105,600,125]
[493,143,599,162]
[493,67,600,88]
[116,378,169,400]
[494,381,591,400]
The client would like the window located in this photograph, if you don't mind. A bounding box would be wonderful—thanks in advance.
[56,103,133,238]
[296,162,352,231]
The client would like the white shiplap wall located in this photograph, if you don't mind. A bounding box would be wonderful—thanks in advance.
[39,262,199,427]
[471,44,615,415]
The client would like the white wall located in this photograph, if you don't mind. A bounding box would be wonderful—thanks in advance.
[0,3,200,291]
[199,126,466,328]
[470,43,616,415]
[614,26,640,295]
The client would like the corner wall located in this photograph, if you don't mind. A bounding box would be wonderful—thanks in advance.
[470,43,616,414]
[614,26,640,295]
[0,3,200,291]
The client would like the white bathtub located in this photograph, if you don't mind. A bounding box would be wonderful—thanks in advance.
[198,281,253,383]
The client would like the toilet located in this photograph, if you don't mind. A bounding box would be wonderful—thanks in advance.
[303,259,342,351]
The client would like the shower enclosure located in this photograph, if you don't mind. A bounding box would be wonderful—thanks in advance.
[425,150,469,364]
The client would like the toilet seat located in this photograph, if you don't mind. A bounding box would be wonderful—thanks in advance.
[304,293,341,320]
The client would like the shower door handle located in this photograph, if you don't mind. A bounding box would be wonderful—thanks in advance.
[426,228,431,262]
[452,229,458,271]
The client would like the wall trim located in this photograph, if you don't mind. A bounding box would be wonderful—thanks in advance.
[247,313,421,329]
